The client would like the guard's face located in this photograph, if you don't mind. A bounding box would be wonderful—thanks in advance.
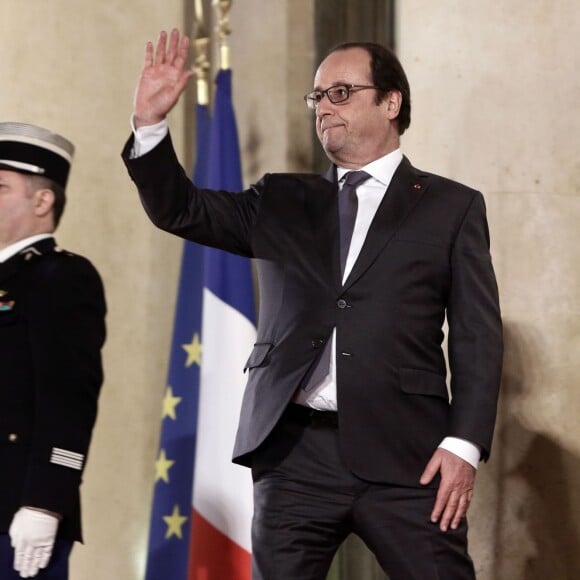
[314,48,399,168]
[0,170,39,248]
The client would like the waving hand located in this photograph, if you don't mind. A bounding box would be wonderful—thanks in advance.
[133,29,193,128]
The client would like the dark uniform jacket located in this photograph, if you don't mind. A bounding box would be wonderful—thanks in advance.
[0,237,106,541]
[123,133,502,488]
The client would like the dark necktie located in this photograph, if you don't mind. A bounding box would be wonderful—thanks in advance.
[338,170,371,275]
[302,170,371,391]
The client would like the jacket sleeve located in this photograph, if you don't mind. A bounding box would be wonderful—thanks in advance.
[446,191,503,460]
[22,256,106,517]
[122,132,259,257]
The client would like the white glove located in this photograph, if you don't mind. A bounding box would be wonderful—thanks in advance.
[9,507,60,578]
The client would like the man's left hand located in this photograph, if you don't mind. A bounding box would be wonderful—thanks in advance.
[420,448,476,532]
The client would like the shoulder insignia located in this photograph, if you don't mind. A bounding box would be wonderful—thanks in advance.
[20,247,42,261]
[54,245,76,257]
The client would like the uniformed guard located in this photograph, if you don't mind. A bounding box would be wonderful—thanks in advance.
[0,122,106,579]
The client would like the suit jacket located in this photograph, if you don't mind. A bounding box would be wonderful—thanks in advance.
[0,238,106,541]
[123,134,502,487]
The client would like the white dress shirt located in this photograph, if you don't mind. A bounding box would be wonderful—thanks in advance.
[131,121,480,468]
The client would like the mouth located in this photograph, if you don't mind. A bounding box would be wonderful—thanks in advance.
[320,123,343,133]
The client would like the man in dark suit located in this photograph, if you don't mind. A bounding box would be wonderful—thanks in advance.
[123,29,502,579]
[0,123,106,579]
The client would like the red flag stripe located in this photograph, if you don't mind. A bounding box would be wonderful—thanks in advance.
[188,509,252,580]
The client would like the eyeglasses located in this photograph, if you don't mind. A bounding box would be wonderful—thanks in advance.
[303,84,381,110]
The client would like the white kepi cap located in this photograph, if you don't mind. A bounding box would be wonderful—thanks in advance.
[0,122,75,188]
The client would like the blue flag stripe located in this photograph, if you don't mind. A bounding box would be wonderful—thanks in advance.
[204,70,256,325]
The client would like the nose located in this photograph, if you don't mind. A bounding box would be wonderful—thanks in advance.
[316,94,334,119]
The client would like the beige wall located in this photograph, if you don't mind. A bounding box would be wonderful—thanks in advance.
[1,1,579,578]
[398,1,580,578]
[1,2,186,578]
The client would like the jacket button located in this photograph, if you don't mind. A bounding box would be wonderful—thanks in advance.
[8,433,19,443]
[311,339,324,348]
[337,299,347,309]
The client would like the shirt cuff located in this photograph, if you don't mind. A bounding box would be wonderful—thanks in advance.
[438,437,481,469]
[130,116,168,158]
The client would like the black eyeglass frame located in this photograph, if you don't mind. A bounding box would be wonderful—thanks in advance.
[303,83,382,110]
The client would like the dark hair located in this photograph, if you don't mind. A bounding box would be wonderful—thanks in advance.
[26,174,66,228]
[327,42,411,135]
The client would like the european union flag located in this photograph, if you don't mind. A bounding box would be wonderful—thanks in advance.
[144,103,211,580]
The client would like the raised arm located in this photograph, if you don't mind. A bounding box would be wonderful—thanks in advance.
[133,28,193,128]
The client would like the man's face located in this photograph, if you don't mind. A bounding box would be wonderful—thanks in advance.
[313,47,399,168]
[0,169,39,249]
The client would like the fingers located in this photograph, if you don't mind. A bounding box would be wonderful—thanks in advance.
[14,543,52,577]
[150,29,189,70]
[421,448,476,532]
[166,28,180,64]
[37,543,53,570]
[17,544,36,578]
[143,41,154,68]
[434,487,472,532]
[154,30,168,66]
[173,34,191,73]
[419,454,441,486]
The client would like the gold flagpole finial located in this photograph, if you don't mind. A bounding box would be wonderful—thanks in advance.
[193,0,210,105]
[213,0,233,70]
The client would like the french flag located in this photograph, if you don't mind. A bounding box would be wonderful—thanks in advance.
[188,68,255,579]
[143,70,254,580]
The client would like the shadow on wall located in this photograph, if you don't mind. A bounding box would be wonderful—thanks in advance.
[492,322,580,579]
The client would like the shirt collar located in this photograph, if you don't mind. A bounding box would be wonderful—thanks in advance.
[337,148,403,187]
[0,234,54,263]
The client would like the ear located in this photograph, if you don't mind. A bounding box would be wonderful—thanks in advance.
[385,90,402,121]
[32,188,55,219]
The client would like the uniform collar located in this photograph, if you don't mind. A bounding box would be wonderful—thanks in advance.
[0,234,54,263]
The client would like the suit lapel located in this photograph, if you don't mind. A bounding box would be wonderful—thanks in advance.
[306,166,341,290]
[343,157,429,290]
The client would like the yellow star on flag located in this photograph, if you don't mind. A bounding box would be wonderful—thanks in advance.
[162,386,182,420]
[182,332,202,367]
[163,504,188,539]
[154,449,175,483]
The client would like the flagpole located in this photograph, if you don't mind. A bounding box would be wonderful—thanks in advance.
[213,0,232,70]
[193,0,210,105]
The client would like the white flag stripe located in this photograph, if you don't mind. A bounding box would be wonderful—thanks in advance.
[192,288,255,552]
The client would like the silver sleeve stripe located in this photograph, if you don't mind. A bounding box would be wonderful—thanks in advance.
[50,448,84,470]
[52,447,84,460]
[51,456,83,470]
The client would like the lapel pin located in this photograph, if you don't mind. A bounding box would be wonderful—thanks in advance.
[0,300,15,311]
[413,183,422,190]
[0,290,6,298]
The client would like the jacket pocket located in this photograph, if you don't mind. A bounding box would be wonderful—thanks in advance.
[400,368,449,401]
[243,342,274,372]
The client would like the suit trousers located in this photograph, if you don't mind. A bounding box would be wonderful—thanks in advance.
[0,535,72,580]
[250,404,475,580]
